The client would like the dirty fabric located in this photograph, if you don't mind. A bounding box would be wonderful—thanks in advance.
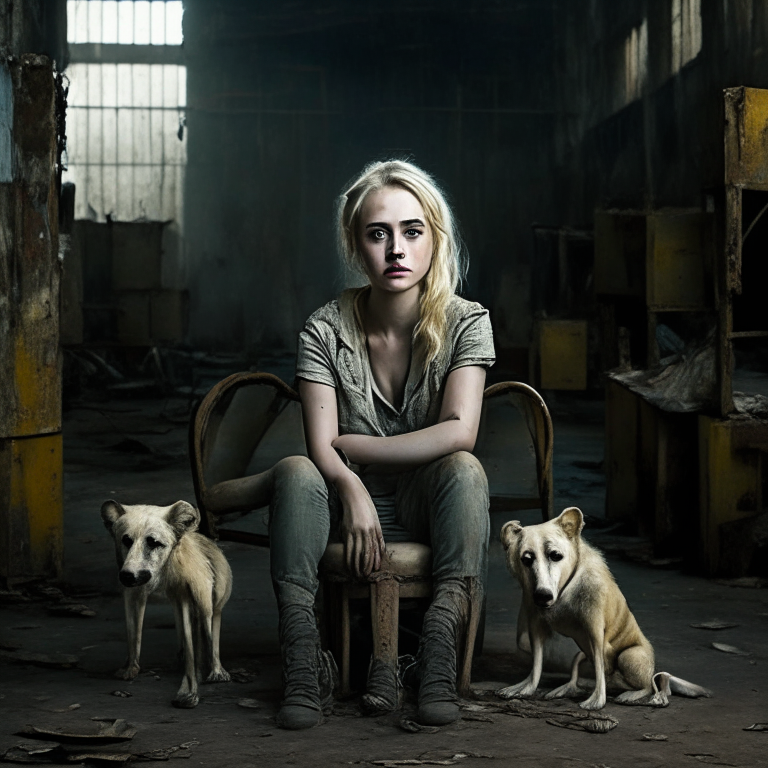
[294,287,495,542]
[269,452,490,598]
[295,287,496,438]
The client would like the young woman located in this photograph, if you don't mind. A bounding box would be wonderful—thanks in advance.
[270,160,494,729]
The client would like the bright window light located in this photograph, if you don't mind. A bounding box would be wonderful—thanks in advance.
[67,0,183,45]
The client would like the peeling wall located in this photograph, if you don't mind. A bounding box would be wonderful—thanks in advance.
[183,0,556,358]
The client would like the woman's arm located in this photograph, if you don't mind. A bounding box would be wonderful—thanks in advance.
[298,379,385,578]
[332,365,486,467]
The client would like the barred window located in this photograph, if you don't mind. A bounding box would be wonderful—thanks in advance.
[64,1,186,224]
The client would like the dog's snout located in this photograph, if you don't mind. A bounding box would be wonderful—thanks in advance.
[120,569,151,587]
[533,588,554,607]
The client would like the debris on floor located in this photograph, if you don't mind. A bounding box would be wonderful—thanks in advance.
[711,643,750,656]
[546,711,619,733]
[743,723,768,732]
[17,718,136,743]
[690,622,738,630]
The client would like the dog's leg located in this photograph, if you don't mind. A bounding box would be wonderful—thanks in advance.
[545,650,586,700]
[579,632,607,710]
[117,588,147,680]
[172,600,200,709]
[206,607,230,683]
[497,621,544,699]
[614,644,656,704]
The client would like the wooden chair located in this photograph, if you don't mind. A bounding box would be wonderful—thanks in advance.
[189,373,553,697]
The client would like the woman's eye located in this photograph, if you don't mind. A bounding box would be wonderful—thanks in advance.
[146,537,165,550]
[405,228,422,238]
[549,551,563,562]
[121,535,133,548]
[370,230,387,241]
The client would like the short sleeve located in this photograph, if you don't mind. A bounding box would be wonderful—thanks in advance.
[295,320,337,388]
[448,307,496,372]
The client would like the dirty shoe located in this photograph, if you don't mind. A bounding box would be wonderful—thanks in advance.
[361,657,401,715]
[276,602,334,730]
[416,581,469,726]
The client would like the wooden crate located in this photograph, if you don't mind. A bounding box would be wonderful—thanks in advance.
[538,320,588,390]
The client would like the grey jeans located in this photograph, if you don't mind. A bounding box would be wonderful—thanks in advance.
[268,451,490,607]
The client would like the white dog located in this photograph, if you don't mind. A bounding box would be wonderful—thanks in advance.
[101,500,232,708]
[498,507,711,710]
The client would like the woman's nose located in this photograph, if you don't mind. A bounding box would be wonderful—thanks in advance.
[387,237,405,260]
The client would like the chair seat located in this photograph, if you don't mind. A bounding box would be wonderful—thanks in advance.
[320,541,432,582]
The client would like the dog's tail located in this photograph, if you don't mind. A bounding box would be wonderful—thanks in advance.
[654,671,712,699]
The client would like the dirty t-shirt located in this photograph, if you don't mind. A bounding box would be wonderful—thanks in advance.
[295,287,496,438]
[295,287,495,540]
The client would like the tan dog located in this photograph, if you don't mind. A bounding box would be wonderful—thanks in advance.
[101,500,232,708]
[498,507,711,710]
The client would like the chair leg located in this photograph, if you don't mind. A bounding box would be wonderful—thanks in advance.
[457,588,483,698]
[340,584,352,696]
[370,578,399,668]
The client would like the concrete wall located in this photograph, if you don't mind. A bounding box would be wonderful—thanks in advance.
[183,0,555,358]
[552,0,768,223]
[0,0,67,63]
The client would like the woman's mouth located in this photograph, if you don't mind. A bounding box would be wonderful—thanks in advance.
[384,265,411,276]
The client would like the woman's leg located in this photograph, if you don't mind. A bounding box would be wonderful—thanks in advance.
[395,451,490,725]
[268,455,333,730]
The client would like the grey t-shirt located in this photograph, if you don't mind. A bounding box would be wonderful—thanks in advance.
[295,287,495,439]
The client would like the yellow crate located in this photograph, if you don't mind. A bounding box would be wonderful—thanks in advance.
[0,433,63,582]
[646,211,709,310]
[539,320,588,390]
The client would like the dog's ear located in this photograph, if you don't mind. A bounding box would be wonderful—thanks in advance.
[500,520,524,550]
[166,501,200,537]
[556,507,584,538]
[101,500,126,531]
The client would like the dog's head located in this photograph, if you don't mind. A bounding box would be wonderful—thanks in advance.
[101,500,200,589]
[500,507,584,609]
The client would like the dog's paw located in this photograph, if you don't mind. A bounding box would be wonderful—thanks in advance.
[545,683,582,700]
[172,693,200,709]
[206,669,230,683]
[115,664,140,681]
[579,694,606,711]
[497,683,536,700]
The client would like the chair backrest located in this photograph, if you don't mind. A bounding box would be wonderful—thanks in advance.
[190,374,554,540]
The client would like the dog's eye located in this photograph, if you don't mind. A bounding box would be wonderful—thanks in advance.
[146,537,166,550]
[548,551,563,562]
[121,535,133,548]
[521,552,534,568]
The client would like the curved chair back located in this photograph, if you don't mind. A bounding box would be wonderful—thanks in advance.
[189,374,554,543]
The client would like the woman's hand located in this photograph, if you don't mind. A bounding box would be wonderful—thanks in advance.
[336,473,385,578]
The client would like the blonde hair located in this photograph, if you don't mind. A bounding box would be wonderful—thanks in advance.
[337,160,467,366]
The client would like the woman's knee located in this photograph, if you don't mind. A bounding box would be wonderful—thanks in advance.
[271,455,328,508]
[436,451,488,496]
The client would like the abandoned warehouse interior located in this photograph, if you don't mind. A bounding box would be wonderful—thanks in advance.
[1,1,767,766]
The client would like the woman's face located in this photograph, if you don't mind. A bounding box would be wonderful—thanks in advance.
[357,185,433,294]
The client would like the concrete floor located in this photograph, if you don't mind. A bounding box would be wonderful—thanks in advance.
[1,391,766,767]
